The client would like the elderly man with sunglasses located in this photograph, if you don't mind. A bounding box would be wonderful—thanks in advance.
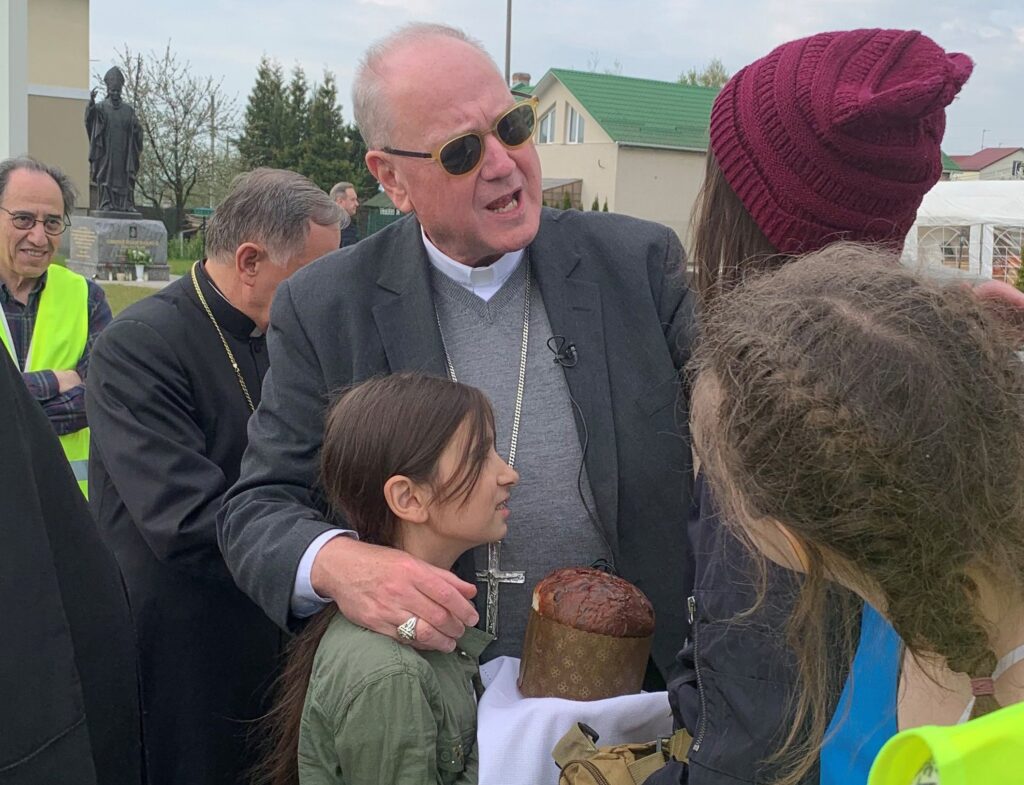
[0,157,110,496]
[220,23,695,690]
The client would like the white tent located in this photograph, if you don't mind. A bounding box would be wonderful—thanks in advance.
[904,180,1024,282]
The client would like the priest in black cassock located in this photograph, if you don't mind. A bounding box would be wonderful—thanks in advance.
[85,168,342,785]
[0,348,140,785]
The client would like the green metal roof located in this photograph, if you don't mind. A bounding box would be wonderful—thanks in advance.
[363,190,395,209]
[544,68,718,151]
[511,81,534,95]
[941,151,961,172]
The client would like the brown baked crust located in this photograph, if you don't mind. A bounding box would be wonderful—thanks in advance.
[532,567,655,637]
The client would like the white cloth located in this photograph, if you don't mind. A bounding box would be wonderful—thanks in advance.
[476,656,674,785]
[290,529,356,617]
[422,228,525,302]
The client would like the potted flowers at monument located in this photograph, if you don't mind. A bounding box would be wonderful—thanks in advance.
[125,247,152,281]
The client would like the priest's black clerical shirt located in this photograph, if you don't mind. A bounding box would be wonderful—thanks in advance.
[86,261,283,785]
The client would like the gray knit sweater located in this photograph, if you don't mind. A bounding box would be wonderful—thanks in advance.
[432,257,613,659]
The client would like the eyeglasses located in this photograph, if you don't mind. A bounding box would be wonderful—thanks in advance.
[382,95,539,177]
[0,206,69,236]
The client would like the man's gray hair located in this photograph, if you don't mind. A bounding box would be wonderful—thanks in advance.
[329,181,354,200]
[0,156,77,216]
[205,168,342,265]
[352,23,498,149]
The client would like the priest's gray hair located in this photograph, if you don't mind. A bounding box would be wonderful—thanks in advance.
[0,156,76,217]
[352,23,498,149]
[205,168,342,265]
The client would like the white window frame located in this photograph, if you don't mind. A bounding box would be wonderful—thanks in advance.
[566,104,585,144]
[538,107,555,144]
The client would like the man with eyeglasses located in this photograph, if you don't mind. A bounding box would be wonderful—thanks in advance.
[0,156,110,496]
[220,23,694,696]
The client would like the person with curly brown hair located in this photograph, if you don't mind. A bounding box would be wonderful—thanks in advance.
[691,247,1024,784]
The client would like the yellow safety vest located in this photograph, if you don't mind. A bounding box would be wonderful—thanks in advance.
[0,265,91,497]
[868,701,1024,784]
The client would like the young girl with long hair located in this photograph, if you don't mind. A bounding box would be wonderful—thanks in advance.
[652,28,979,785]
[690,247,1024,782]
[256,372,517,785]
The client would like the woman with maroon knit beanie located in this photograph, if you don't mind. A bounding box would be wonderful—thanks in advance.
[646,28,996,785]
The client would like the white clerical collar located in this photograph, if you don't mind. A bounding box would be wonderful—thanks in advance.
[421,228,524,302]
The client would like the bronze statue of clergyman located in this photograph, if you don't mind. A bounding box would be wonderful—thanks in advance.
[85,67,143,214]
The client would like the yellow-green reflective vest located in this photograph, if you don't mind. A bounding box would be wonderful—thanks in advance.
[0,265,90,497]
[868,701,1024,785]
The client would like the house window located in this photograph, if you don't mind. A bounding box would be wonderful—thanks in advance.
[538,108,555,144]
[566,105,584,143]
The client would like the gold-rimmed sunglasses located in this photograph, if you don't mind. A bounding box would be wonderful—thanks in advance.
[382,93,539,177]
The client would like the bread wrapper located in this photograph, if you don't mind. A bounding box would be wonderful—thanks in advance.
[517,568,654,701]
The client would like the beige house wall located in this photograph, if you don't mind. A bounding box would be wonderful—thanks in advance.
[533,79,613,147]
[28,0,89,88]
[19,0,91,202]
[979,150,1024,180]
[28,95,90,200]
[530,73,708,242]
[533,78,620,210]
[615,146,706,245]
[536,142,619,210]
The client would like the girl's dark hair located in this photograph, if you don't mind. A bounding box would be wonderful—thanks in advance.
[690,151,790,308]
[691,245,1024,785]
[253,372,496,785]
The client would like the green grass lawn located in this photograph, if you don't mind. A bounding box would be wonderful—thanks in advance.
[101,259,192,315]
[103,284,156,315]
[168,258,193,276]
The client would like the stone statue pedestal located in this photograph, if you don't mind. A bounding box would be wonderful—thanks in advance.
[67,214,170,282]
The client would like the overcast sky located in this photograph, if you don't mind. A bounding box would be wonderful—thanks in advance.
[90,0,1023,156]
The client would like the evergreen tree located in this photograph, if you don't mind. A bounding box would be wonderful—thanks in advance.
[301,72,348,190]
[591,195,600,210]
[341,123,378,198]
[237,56,287,168]
[602,198,609,212]
[561,192,572,210]
[280,65,310,170]
[238,62,377,196]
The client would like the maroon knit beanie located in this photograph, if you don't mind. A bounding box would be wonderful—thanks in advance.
[710,29,973,255]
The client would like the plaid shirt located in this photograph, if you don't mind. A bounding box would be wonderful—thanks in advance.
[0,270,112,435]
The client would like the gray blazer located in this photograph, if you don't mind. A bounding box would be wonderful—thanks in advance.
[218,207,696,677]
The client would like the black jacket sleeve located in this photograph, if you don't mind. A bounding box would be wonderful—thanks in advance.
[87,317,234,582]
[0,351,140,784]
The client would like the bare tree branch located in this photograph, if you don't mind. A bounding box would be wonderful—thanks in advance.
[97,42,238,230]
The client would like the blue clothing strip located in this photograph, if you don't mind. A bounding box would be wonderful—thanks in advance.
[820,603,901,785]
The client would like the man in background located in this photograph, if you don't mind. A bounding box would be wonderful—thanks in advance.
[0,156,109,496]
[87,168,341,785]
[330,180,360,246]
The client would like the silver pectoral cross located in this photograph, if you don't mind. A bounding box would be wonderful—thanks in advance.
[475,540,525,638]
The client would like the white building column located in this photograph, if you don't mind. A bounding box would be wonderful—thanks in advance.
[0,0,29,159]
[968,223,983,277]
[980,223,995,279]
[901,224,919,265]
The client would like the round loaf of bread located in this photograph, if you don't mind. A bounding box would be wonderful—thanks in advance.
[531,567,655,638]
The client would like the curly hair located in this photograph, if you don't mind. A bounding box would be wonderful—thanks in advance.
[691,244,1024,785]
